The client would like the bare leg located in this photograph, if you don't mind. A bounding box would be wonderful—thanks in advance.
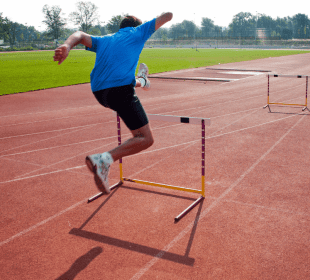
[108,123,154,162]
[107,72,151,162]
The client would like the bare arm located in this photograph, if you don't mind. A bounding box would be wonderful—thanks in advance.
[53,31,92,65]
[155,12,173,30]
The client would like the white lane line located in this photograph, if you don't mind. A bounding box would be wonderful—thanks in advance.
[224,199,310,218]
[0,105,100,119]
[0,108,302,249]
[0,111,254,246]
[158,93,265,116]
[129,108,261,160]
[136,113,299,160]
[0,123,174,158]
[0,115,304,249]
[0,123,102,156]
[0,199,85,247]
[1,135,117,158]
[146,81,303,117]
[1,112,298,184]
[0,166,85,184]
[0,122,105,140]
[1,156,45,167]
[143,80,264,109]
[0,109,247,158]
[2,112,298,183]
[130,115,306,280]
[8,122,183,179]
[13,142,113,179]
[0,112,105,128]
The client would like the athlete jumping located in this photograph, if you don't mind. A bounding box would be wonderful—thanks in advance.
[53,12,173,194]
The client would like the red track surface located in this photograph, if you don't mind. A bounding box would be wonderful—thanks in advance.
[1,53,310,279]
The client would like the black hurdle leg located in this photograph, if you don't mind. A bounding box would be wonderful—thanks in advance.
[87,181,123,203]
[174,196,204,222]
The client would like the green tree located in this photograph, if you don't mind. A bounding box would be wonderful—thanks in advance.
[214,25,222,37]
[201,18,215,37]
[169,23,185,39]
[0,15,10,43]
[69,1,99,33]
[169,20,198,39]
[229,12,255,37]
[89,26,101,36]
[42,5,66,40]
[275,17,293,39]
[293,14,309,38]
[0,13,5,40]
[256,14,276,37]
[151,27,169,40]
[181,20,197,38]
[106,15,125,34]
[2,18,18,46]
[99,25,108,36]
[259,15,275,28]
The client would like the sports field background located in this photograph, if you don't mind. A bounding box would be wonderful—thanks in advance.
[1,48,309,96]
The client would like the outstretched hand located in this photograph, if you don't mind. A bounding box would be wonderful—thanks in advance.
[53,44,70,65]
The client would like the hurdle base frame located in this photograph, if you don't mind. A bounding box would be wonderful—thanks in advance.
[87,181,123,203]
[263,104,309,112]
[87,113,210,222]
[88,179,205,222]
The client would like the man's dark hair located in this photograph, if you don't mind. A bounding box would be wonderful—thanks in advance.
[120,16,142,29]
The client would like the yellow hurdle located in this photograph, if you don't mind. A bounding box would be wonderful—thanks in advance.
[88,113,211,222]
[122,178,203,194]
[264,74,309,112]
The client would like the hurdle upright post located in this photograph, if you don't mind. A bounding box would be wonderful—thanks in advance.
[302,76,309,112]
[263,74,271,112]
[174,118,206,222]
[117,114,123,182]
[201,119,205,197]
[109,113,124,191]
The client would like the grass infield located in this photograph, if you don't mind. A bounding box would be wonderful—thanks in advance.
[0,48,309,95]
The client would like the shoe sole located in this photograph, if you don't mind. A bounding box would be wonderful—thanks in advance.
[143,83,151,91]
[85,156,110,194]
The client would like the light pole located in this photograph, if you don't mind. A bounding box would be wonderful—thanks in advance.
[255,12,261,45]
[24,23,28,48]
[194,13,197,51]
[255,12,257,43]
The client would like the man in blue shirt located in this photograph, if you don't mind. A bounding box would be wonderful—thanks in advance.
[53,12,173,194]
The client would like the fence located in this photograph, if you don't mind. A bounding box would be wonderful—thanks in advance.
[145,38,310,49]
[0,40,85,51]
[1,38,310,51]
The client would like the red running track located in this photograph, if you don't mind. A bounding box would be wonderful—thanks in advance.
[1,53,310,279]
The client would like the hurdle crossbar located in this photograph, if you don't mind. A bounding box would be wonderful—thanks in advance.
[88,113,211,222]
[264,74,309,112]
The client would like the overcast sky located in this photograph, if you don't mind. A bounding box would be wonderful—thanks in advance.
[2,0,310,31]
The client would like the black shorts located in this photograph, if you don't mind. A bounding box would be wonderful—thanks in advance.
[93,85,148,130]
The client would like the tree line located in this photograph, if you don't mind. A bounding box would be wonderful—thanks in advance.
[156,13,310,41]
[1,1,310,48]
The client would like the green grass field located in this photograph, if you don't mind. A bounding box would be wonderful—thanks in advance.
[0,48,309,96]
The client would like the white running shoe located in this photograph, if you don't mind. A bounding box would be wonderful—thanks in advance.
[85,153,111,193]
[137,63,151,91]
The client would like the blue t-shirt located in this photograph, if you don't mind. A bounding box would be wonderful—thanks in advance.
[86,18,156,92]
